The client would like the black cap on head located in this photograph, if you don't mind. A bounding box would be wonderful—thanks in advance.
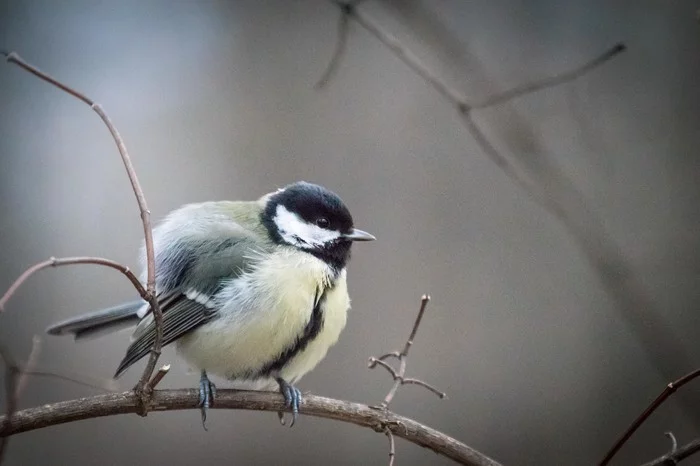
[261,182,358,272]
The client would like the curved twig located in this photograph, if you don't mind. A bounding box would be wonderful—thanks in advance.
[0,257,148,312]
[0,389,502,466]
[599,368,700,465]
[2,51,162,392]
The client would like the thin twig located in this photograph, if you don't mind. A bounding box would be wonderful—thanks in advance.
[0,390,503,466]
[666,432,679,454]
[14,336,41,398]
[2,51,162,393]
[147,364,170,391]
[19,369,118,392]
[0,347,18,464]
[345,5,469,107]
[472,43,626,109]
[368,295,445,408]
[0,257,148,312]
[385,427,396,466]
[599,368,700,465]
[0,337,41,463]
[641,438,700,466]
[315,3,351,89]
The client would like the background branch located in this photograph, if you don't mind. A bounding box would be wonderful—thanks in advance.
[0,390,502,466]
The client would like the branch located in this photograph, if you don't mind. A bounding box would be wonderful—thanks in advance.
[0,337,41,463]
[641,438,700,466]
[0,390,503,466]
[0,257,148,312]
[2,51,163,392]
[368,295,446,408]
[599,368,700,465]
[472,43,626,110]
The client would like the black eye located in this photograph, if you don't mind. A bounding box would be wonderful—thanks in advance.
[316,217,330,228]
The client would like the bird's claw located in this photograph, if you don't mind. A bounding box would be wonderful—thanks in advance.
[276,377,302,427]
[198,370,216,431]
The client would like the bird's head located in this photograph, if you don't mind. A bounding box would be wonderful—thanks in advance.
[261,181,375,271]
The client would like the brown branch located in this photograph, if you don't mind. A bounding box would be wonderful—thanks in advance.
[641,438,700,466]
[0,257,148,312]
[0,390,502,466]
[2,51,162,393]
[599,368,700,465]
[368,295,446,408]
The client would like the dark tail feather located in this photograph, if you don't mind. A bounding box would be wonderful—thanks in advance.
[47,301,143,340]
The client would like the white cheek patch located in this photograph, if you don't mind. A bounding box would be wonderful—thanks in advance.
[273,204,341,248]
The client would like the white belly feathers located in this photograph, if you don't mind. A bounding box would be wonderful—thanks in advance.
[175,248,350,386]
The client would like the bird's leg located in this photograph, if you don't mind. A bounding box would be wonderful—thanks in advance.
[275,377,302,427]
[198,370,216,430]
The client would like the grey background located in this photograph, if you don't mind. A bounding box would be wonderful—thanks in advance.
[1,1,699,465]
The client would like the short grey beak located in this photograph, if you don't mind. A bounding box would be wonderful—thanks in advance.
[343,228,376,241]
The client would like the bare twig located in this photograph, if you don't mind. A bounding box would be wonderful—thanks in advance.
[315,2,351,89]
[0,337,41,463]
[666,432,679,454]
[0,257,148,312]
[641,438,700,466]
[0,347,18,463]
[385,427,396,466]
[147,364,170,391]
[368,295,446,408]
[2,51,162,394]
[18,369,117,393]
[0,389,502,466]
[13,336,41,398]
[472,43,626,109]
[599,368,700,465]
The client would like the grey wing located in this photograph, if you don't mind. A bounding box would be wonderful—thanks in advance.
[114,293,213,377]
[114,232,270,378]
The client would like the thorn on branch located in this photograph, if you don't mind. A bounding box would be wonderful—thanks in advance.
[368,295,445,409]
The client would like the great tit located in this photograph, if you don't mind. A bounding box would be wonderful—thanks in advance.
[47,181,375,426]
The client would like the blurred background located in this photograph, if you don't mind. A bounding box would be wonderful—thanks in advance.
[1,1,699,464]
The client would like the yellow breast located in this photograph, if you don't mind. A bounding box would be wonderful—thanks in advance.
[176,248,350,383]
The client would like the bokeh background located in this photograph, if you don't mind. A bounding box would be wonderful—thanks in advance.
[1,1,699,465]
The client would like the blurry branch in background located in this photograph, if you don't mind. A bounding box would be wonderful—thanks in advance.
[315,0,368,89]
[600,368,700,465]
[1,51,163,404]
[0,337,41,463]
[368,295,446,409]
[0,389,503,466]
[319,1,700,463]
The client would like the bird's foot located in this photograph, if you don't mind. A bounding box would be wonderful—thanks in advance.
[275,377,302,427]
[198,370,216,431]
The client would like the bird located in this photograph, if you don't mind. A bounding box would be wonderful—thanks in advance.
[46,181,375,427]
